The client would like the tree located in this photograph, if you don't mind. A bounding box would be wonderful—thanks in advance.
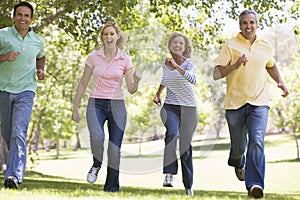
[0,0,299,167]
[126,84,163,156]
[1,0,298,48]
[28,24,85,158]
[270,47,300,160]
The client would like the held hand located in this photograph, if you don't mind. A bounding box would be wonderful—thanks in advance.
[6,52,20,61]
[277,82,289,97]
[153,95,162,106]
[37,69,45,80]
[165,57,176,70]
[236,54,248,67]
[72,109,81,123]
[170,52,186,65]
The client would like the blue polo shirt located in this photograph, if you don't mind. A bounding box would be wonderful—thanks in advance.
[0,26,45,93]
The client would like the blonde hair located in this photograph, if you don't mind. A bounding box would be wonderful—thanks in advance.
[100,21,126,50]
[167,31,192,58]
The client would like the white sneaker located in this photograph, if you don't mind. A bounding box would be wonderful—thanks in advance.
[163,174,173,187]
[185,188,194,196]
[87,166,100,184]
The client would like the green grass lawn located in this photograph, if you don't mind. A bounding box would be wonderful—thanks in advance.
[0,170,299,200]
[0,133,300,199]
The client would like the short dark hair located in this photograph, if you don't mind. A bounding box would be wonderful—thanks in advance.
[239,10,258,25]
[13,2,34,18]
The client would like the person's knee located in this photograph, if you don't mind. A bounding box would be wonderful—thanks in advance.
[90,131,105,143]
[164,132,178,143]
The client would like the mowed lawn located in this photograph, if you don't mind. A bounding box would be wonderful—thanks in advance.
[1,133,300,199]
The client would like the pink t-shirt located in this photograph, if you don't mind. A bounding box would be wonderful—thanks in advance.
[86,47,133,99]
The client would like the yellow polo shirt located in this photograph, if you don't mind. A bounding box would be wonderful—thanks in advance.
[214,33,274,110]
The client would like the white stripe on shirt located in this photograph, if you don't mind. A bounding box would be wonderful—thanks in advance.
[161,58,197,107]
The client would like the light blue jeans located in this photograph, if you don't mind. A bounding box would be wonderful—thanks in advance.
[225,103,269,190]
[160,103,198,189]
[86,98,126,192]
[0,91,35,183]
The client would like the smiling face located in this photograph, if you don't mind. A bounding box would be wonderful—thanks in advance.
[13,6,32,36]
[101,26,119,49]
[239,13,258,43]
[169,36,185,56]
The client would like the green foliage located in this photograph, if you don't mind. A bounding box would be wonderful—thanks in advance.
[125,20,167,74]
[269,40,300,159]
[2,135,300,200]
[1,170,299,200]
[29,24,86,154]
[270,48,300,133]
[0,0,15,28]
[1,0,298,51]
[0,0,298,157]
[125,84,163,138]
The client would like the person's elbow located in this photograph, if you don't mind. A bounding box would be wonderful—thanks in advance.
[127,87,138,94]
[213,67,222,80]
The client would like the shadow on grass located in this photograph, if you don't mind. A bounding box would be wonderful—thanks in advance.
[192,142,230,152]
[122,154,162,158]
[192,133,298,153]
[38,149,90,161]
[268,158,300,164]
[1,171,299,200]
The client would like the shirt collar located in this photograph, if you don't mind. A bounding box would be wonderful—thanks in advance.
[237,32,260,44]
[12,25,33,38]
[96,47,125,59]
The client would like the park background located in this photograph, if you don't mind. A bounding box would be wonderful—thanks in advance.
[0,0,300,199]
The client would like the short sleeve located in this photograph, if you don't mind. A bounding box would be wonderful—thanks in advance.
[35,34,46,59]
[124,54,133,73]
[85,53,95,69]
[214,43,231,66]
[266,59,275,68]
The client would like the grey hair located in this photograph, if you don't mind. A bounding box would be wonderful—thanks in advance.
[239,10,259,25]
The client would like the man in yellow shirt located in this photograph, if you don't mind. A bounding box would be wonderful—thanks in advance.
[213,10,289,198]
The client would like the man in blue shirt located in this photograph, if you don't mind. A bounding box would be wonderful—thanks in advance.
[0,1,46,189]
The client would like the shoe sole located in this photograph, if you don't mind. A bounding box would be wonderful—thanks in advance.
[7,178,18,189]
[163,184,173,187]
[87,176,97,184]
[249,186,263,198]
[3,180,8,188]
[185,189,194,196]
[235,168,245,181]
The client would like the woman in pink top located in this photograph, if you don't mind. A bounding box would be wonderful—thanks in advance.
[72,21,141,192]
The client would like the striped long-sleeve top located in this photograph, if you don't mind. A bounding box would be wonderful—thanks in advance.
[160,58,197,107]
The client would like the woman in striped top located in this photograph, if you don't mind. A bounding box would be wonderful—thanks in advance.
[153,32,198,196]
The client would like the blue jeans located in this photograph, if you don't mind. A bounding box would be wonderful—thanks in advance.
[160,104,198,189]
[225,103,269,190]
[0,91,35,183]
[86,98,126,192]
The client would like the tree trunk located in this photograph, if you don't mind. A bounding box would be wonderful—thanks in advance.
[139,132,144,156]
[56,139,60,159]
[32,131,40,152]
[293,131,299,160]
[74,132,81,151]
